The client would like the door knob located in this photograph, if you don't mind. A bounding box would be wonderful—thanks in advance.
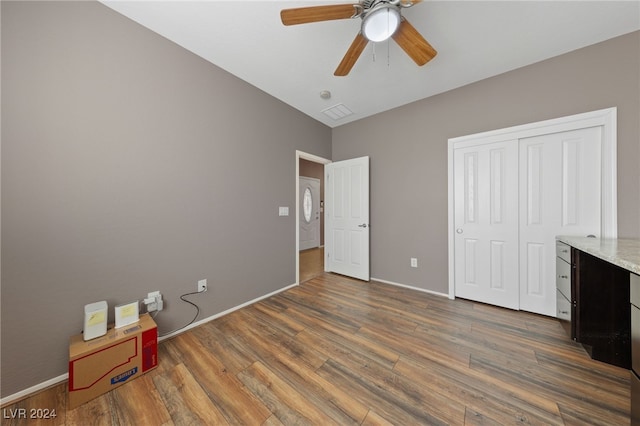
[358,223,368,228]
[456,228,463,234]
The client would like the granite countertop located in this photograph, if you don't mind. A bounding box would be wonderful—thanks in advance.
[556,236,640,275]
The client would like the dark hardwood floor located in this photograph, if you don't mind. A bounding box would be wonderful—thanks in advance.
[2,273,630,425]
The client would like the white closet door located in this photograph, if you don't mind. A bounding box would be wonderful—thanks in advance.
[449,108,616,317]
[453,140,520,309]
[519,126,602,316]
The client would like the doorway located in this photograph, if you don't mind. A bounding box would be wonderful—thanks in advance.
[296,151,371,284]
[296,151,331,284]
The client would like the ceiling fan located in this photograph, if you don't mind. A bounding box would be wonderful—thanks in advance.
[280,0,437,76]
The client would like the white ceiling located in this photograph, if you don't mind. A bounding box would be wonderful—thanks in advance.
[101,1,640,128]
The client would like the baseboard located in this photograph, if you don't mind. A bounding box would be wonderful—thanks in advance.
[371,277,449,298]
[1,373,69,407]
[0,282,299,407]
[158,282,298,341]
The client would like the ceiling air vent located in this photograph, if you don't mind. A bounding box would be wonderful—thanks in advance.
[322,103,353,121]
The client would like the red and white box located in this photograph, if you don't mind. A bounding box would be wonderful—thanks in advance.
[68,313,157,409]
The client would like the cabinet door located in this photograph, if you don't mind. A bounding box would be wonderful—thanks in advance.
[575,249,630,369]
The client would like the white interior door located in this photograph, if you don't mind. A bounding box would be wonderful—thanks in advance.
[299,176,320,251]
[453,140,520,309]
[518,126,602,315]
[325,156,370,281]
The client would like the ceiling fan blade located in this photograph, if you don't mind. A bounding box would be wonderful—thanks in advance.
[392,18,437,66]
[334,33,368,76]
[281,4,357,26]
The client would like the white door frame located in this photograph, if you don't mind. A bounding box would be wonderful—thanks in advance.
[296,150,331,285]
[447,107,617,300]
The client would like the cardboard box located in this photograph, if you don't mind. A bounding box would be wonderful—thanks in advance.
[68,313,158,409]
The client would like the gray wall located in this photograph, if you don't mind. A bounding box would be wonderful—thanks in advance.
[1,1,331,398]
[333,31,640,294]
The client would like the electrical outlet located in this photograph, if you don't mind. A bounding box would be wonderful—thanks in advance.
[411,258,418,268]
[198,279,207,292]
[145,291,163,312]
[144,296,157,312]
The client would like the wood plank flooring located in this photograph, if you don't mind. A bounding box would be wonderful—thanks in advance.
[2,273,630,425]
[299,247,324,283]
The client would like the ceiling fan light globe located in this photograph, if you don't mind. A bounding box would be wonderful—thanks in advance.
[362,6,400,42]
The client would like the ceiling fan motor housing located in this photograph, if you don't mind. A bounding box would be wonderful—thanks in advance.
[361,3,401,42]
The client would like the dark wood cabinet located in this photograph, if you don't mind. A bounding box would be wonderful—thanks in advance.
[573,248,631,369]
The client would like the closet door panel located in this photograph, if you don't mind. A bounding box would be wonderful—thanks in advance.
[519,127,602,316]
[453,140,519,309]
